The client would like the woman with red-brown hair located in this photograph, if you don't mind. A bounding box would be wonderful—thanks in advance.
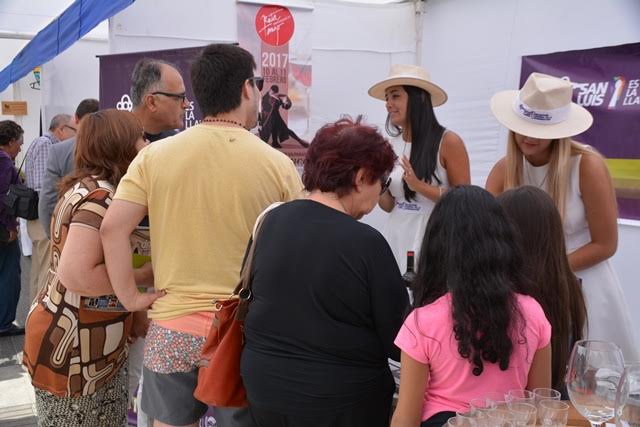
[241,116,409,427]
[23,109,154,427]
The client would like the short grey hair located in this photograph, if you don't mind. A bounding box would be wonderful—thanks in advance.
[130,58,175,108]
[49,114,71,131]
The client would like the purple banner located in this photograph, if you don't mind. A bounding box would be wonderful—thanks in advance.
[521,42,640,220]
[98,46,205,129]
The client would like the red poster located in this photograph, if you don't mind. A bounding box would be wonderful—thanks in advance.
[238,3,313,171]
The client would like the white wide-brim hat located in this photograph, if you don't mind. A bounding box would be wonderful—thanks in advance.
[368,64,448,107]
[490,72,593,139]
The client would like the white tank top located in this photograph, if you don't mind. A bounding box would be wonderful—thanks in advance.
[387,130,449,213]
[522,155,591,252]
[383,131,449,273]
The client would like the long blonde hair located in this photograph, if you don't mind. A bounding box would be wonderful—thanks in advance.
[504,131,592,220]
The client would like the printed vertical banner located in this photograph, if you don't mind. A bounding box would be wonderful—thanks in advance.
[238,2,313,170]
[522,43,640,220]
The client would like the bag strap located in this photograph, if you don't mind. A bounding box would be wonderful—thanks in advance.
[14,147,31,179]
[234,201,283,321]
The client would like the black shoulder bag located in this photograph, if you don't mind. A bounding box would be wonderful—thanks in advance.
[2,142,39,220]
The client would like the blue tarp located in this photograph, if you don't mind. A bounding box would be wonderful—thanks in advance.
[0,0,134,93]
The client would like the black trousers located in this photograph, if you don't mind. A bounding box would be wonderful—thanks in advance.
[0,240,21,329]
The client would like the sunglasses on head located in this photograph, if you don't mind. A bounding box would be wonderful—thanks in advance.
[248,76,265,92]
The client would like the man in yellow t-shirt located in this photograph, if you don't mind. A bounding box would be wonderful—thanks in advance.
[101,44,303,427]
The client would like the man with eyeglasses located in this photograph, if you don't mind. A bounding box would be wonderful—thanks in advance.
[130,58,189,142]
[24,113,75,303]
[125,58,189,427]
[102,43,302,427]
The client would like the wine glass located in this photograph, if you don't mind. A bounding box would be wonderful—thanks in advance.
[566,340,625,427]
[615,363,640,427]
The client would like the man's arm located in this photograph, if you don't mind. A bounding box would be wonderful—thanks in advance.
[101,199,164,312]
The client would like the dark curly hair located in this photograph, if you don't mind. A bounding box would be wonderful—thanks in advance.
[413,185,529,375]
[302,116,396,197]
[0,120,24,146]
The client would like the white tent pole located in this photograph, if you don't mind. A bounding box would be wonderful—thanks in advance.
[414,0,425,65]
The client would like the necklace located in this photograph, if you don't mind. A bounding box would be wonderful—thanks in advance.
[402,141,412,158]
[201,117,245,129]
[524,158,549,188]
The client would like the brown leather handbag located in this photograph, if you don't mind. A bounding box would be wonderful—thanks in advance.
[193,203,278,407]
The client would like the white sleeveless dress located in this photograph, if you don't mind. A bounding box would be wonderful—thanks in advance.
[383,132,449,273]
[523,155,640,363]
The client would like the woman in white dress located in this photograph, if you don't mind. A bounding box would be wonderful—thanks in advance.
[368,65,470,273]
[486,72,640,363]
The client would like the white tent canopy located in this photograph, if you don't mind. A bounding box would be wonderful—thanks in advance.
[1,0,639,331]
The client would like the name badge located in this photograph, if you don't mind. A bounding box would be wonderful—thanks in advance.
[82,295,128,312]
[396,201,424,212]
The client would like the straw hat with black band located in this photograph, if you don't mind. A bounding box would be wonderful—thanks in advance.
[490,72,593,139]
[368,64,448,107]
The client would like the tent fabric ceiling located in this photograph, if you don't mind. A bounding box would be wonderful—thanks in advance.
[0,0,133,93]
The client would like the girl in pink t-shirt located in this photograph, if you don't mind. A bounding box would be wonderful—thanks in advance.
[391,186,551,427]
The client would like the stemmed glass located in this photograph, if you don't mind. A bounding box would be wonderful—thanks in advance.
[615,363,640,427]
[566,340,625,427]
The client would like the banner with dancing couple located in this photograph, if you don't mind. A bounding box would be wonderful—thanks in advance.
[237,2,313,171]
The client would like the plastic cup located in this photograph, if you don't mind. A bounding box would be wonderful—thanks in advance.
[537,399,569,427]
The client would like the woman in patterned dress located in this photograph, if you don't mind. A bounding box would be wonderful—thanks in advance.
[23,109,153,427]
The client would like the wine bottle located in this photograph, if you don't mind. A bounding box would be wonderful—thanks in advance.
[401,251,416,288]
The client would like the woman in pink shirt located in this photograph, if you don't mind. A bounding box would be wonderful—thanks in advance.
[391,185,551,427]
